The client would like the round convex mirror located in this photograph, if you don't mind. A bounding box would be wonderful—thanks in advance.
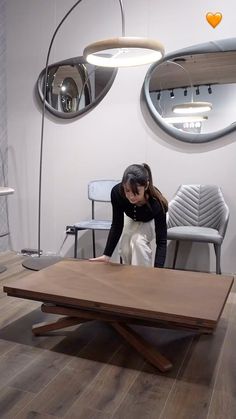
[37,56,117,119]
[143,38,236,143]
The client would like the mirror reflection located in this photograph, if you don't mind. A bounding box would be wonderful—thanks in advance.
[37,57,117,119]
[143,38,236,143]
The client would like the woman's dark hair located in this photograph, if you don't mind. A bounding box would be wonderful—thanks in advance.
[121,163,168,212]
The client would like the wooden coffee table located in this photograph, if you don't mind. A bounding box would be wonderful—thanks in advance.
[3,260,233,372]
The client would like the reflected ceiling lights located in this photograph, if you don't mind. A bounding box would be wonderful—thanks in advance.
[208,84,212,94]
[172,102,212,114]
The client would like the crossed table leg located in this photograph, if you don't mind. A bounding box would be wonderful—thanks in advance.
[32,303,212,373]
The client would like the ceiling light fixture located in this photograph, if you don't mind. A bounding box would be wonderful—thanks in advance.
[208,84,212,94]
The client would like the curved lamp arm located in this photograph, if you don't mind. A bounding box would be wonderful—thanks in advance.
[154,59,212,116]
[166,60,194,102]
[38,0,126,258]
[38,0,83,257]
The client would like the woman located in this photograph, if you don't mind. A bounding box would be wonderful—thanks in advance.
[90,163,168,268]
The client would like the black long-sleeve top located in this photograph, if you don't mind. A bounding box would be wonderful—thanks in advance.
[104,183,167,267]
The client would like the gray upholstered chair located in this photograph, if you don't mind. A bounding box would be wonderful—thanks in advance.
[167,184,229,274]
[70,179,120,258]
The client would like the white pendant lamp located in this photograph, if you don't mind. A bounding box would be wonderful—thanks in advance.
[83,0,164,67]
[172,102,212,114]
[84,37,164,68]
[161,60,212,116]
[164,115,208,124]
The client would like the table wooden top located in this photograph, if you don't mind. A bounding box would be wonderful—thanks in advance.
[3,260,234,329]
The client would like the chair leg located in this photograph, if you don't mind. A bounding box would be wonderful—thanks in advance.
[172,240,180,269]
[120,256,123,264]
[92,230,96,258]
[214,244,221,274]
[74,229,78,259]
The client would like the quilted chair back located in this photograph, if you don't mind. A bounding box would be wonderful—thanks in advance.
[168,184,229,237]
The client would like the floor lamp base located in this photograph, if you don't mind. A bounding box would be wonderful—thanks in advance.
[0,265,7,274]
[22,255,62,271]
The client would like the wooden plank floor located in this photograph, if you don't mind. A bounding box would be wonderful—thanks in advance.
[0,251,235,419]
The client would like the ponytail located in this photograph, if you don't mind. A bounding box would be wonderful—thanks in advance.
[142,163,168,212]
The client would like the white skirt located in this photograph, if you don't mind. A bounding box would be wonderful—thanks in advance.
[119,215,155,267]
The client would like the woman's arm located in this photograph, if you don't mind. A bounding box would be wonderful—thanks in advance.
[153,204,167,268]
[103,187,124,257]
[90,186,124,262]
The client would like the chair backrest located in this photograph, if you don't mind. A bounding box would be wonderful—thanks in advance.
[88,180,120,220]
[88,180,120,202]
[168,184,229,236]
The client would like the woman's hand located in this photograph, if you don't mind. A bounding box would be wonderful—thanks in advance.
[89,255,110,263]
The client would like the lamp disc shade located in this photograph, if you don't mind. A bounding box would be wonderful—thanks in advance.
[83,37,165,67]
[164,116,208,124]
[173,102,212,114]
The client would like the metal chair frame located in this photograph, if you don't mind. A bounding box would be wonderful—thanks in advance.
[69,180,120,258]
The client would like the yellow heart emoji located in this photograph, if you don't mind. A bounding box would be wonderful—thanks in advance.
[206,12,222,28]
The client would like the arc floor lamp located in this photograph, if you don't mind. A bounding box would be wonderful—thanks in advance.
[167,61,212,114]
[22,0,165,271]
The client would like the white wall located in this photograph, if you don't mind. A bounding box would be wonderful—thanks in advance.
[0,0,10,252]
[6,0,236,274]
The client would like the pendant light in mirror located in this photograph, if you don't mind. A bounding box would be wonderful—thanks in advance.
[164,115,208,124]
[172,101,212,114]
[165,61,213,115]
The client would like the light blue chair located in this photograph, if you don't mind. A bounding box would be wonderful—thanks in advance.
[167,184,229,274]
[71,179,120,258]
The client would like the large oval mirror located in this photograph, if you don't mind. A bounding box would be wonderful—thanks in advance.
[37,56,117,119]
[143,38,236,143]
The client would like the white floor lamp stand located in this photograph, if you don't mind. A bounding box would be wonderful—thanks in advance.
[22,1,84,271]
[22,0,164,271]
